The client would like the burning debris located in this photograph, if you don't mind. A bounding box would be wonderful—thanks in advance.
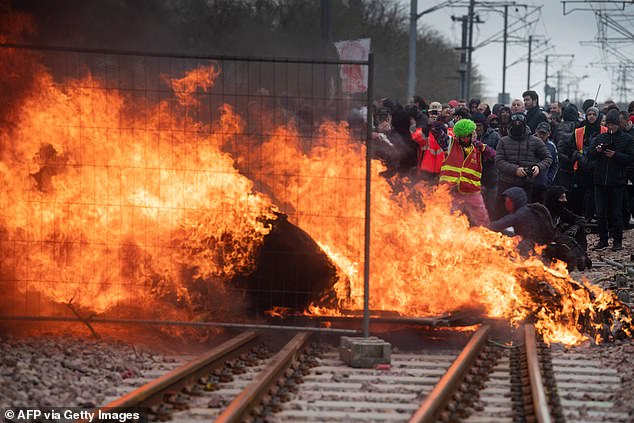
[0,45,631,346]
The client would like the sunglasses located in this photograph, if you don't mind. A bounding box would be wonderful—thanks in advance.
[511,114,526,122]
[430,110,439,115]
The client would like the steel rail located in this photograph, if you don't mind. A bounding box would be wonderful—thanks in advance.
[524,324,552,423]
[105,332,256,408]
[79,332,258,423]
[215,332,312,423]
[408,324,491,423]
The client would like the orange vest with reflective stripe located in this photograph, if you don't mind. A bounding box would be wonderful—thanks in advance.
[439,140,483,193]
[574,125,607,170]
[420,132,445,174]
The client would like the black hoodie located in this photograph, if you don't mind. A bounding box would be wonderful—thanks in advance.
[544,186,585,229]
[587,128,634,186]
[525,106,547,133]
[558,118,602,174]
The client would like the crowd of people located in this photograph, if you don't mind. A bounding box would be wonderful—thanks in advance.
[365,92,634,270]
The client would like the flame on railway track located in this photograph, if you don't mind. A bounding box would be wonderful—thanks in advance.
[0,44,630,345]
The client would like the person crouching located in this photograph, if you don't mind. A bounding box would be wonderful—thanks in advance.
[439,119,494,226]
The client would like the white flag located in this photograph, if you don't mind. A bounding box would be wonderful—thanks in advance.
[334,38,370,94]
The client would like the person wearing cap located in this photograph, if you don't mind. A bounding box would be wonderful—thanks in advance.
[558,105,607,218]
[428,101,443,124]
[587,109,634,251]
[439,119,494,226]
[535,122,559,185]
[494,112,553,218]
[531,122,559,203]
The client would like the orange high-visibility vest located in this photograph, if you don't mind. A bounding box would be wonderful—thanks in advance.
[420,132,445,174]
[574,125,607,170]
[439,140,483,193]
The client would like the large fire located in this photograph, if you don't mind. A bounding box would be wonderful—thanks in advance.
[0,46,630,345]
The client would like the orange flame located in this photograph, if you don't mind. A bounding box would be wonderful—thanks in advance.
[0,52,629,345]
[166,64,222,107]
[243,122,631,345]
[0,60,276,317]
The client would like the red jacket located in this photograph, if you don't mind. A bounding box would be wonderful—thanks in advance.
[413,129,445,173]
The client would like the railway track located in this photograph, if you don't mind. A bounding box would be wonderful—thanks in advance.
[91,325,624,422]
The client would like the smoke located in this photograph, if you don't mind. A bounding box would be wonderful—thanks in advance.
[7,0,328,58]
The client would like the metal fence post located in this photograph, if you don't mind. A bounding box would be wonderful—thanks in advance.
[363,53,374,338]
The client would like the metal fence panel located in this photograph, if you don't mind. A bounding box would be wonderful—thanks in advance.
[0,45,370,330]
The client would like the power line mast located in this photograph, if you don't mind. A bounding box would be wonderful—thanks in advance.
[562,0,634,100]
[407,0,461,102]
[451,1,543,102]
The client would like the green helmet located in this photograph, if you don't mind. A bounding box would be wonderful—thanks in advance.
[453,119,477,138]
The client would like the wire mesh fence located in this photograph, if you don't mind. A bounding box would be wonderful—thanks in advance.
[0,44,371,330]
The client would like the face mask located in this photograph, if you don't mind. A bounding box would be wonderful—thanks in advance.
[489,121,499,129]
[510,124,525,137]
[459,139,471,148]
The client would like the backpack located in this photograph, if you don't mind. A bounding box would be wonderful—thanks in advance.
[526,203,557,242]
[554,121,575,147]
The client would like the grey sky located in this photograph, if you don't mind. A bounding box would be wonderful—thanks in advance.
[409,0,633,105]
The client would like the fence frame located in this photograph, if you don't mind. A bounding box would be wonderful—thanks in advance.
[0,43,374,337]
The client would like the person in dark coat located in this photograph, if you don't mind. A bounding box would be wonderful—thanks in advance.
[554,104,580,187]
[619,110,634,228]
[491,186,591,270]
[474,112,499,217]
[498,106,511,137]
[523,90,548,133]
[494,112,553,218]
[544,185,588,250]
[557,106,605,218]
[587,109,634,251]
[489,186,555,254]
[531,122,559,203]
[390,109,421,177]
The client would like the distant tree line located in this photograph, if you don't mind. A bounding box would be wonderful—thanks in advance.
[8,0,480,103]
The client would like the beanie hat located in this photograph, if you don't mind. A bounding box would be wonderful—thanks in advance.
[448,100,459,108]
[586,106,600,115]
[471,112,486,124]
[605,109,620,125]
[453,119,477,138]
[582,99,596,113]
